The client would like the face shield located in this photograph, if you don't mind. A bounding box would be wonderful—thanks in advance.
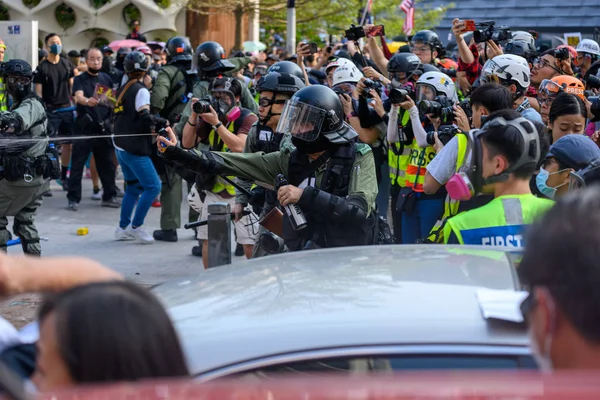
[415,83,437,102]
[276,97,326,142]
[538,79,562,97]
[479,59,503,85]
[332,82,355,96]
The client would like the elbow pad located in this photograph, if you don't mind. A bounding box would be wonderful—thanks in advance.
[299,187,368,224]
[161,147,224,175]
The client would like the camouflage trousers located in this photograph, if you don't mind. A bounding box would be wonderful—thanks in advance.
[0,177,49,255]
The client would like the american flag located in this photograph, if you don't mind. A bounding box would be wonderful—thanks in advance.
[400,0,415,35]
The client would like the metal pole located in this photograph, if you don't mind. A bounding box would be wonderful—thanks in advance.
[207,203,232,268]
[286,0,296,55]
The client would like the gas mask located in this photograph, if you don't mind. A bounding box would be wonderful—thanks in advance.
[209,88,240,123]
[446,117,540,201]
[5,75,31,101]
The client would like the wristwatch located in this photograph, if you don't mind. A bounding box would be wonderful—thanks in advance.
[213,122,223,130]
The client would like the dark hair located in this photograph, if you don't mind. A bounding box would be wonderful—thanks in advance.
[128,71,146,79]
[211,77,242,98]
[470,83,513,113]
[519,186,600,343]
[39,281,189,383]
[480,109,542,179]
[85,48,102,59]
[44,33,59,45]
[548,92,587,124]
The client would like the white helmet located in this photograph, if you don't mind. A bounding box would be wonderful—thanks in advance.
[481,54,531,92]
[511,31,536,48]
[188,184,204,214]
[332,63,363,86]
[325,57,353,73]
[576,39,600,56]
[415,71,458,103]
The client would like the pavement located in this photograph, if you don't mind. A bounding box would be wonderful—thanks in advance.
[0,174,244,327]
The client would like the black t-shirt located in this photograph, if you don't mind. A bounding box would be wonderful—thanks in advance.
[72,71,113,123]
[33,58,74,106]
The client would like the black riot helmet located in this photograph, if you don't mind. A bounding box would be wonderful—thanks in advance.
[276,85,358,145]
[388,53,422,84]
[165,36,192,64]
[267,61,304,80]
[3,59,33,100]
[195,41,234,73]
[256,72,305,95]
[411,30,443,54]
[124,51,149,74]
[504,40,537,63]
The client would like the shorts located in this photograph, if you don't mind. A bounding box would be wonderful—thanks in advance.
[196,191,258,246]
[47,110,75,143]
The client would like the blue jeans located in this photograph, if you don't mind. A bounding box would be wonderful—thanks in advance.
[115,149,161,229]
[402,196,444,244]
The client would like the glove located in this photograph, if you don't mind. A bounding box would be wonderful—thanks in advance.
[161,146,224,175]
[0,114,21,133]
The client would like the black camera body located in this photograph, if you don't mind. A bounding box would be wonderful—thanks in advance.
[193,96,219,114]
[345,24,366,41]
[361,78,382,98]
[587,74,600,90]
[388,85,414,104]
[418,96,455,125]
[426,125,460,146]
[473,21,511,44]
[553,47,570,61]
[458,99,473,120]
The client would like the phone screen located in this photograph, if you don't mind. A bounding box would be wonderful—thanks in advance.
[369,25,386,37]
[464,20,476,32]
[307,43,318,54]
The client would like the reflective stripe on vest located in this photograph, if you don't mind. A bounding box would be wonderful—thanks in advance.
[444,194,554,246]
[404,140,436,192]
[388,110,411,187]
[208,123,236,197]
[0,78,8,111]
[426,133,468,243]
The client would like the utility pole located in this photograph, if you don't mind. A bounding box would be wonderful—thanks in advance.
[286,0,296,54]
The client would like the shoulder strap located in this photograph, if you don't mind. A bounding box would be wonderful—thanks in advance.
[115,79,139,108]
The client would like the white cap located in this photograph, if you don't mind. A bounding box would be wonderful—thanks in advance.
[576,39,600,56]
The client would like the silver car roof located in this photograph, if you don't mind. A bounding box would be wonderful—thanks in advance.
[153,245,526,375]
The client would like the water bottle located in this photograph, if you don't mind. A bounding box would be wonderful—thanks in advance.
[276,174,308,231]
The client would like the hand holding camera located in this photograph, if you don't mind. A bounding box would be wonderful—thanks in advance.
[191,98,220,126]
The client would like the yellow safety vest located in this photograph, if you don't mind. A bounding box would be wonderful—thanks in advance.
[426,133,468,243]
[404,139,436,192]
[0,77,8,111]
[208,122,236,197]
[443,194,554,246]
[388,110,411,187]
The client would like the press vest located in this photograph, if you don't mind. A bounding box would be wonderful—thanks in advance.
[388,110,411,187]
[0,77,8,112]
[404,139,436,192]
[443,194,554,246]
[426,133,468,243]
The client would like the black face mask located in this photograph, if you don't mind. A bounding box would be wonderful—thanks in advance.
[7,80,30,102]
[102,57,112,73]
[88,67,101,75]
[291,134,334,154]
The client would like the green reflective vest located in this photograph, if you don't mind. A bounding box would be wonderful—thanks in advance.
[388,109,411,187]
[0,77,8,111]
[443,194,554,246]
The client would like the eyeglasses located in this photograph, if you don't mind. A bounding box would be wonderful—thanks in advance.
[535,58,562,74]
[258,97,286,108]
[538,96,554,106]
[6,76,30,84]
[411,46,430,54]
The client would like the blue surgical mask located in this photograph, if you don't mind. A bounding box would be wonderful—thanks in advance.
[49,44,62,55]
[536,167,567,199]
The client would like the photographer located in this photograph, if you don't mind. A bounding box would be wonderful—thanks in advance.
[423,84,513,243]
[181,77,258,267]
[531,48,573,90]
[575,39,600,79]
[443,110,553,245]
[411,30,443,66]
[481,54,543,123]
[394,71,457,244]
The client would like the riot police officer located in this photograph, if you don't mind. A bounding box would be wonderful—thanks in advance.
[159,85,379,252]
[234,71,305,257]
[0,60,56,255]
[150,36,199,243]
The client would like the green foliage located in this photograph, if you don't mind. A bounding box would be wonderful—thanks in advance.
[90,0,110,9]
[0,3,9,21]
[91,37,109,48]
[154,0,171,8]
[122,3,141,26]
[22,0,41,9]
[55,3,76,30]
[371,0,454,39]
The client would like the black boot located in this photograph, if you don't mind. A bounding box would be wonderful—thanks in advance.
[235,243,244,257]
[153,229,178,242]
[191,245,203,257]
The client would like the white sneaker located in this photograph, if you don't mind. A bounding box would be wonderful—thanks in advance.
[115,226,135,241]
[91,189,102,201]
[126,226,154,244]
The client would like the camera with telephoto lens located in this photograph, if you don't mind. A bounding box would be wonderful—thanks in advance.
[426,125,460,146]
[388,84,414,104]
[586,74,600,90]
[193,96,221,115]
[418,96,455,124]
[553,47,570,61]
[361,78,381,98]
[345,24,366,41]
[473,21,511,44]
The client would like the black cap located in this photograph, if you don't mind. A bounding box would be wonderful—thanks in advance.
[547,135,600,170]
[101,46,114,54]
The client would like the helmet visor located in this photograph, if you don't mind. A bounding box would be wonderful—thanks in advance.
[539,79,563,96]
[276,98,326,142]
[569,170,586,191]
[415,83,437,103]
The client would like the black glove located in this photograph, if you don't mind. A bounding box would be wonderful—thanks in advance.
[161,146,224,175]
[0,114,22,134]
[248,186,266,215]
